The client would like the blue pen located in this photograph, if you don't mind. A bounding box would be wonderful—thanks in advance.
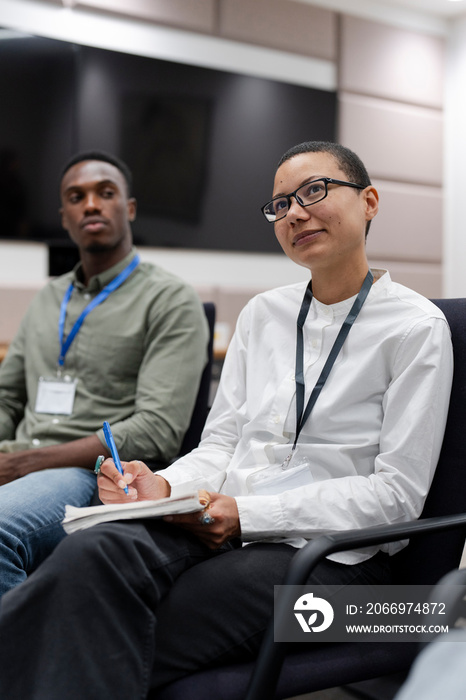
[103,421,129,495]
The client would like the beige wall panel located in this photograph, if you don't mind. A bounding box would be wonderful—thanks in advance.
[76,0,216,33]
[340,15,444,109]
[367,179,442,263]
[339,93,443,187]
[216,287,263,331]
[368,260,442,299]
[218,0,336,61]
[194,286,219,306]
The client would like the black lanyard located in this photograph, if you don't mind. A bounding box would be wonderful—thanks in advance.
[291,269,374,455]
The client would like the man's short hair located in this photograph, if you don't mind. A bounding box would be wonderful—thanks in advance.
[60,150,133,196]
[277,141,373,236]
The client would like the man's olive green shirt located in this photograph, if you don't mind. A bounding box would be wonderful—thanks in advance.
[0,248,209,462]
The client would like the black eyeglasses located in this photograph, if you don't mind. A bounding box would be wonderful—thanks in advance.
[261,177,365,223]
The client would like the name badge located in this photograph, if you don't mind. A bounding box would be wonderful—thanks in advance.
[35,376,77,415]
[246,461,314,496]
[246,446,314,496]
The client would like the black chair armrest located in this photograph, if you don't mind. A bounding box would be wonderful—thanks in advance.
[246,513,466,700]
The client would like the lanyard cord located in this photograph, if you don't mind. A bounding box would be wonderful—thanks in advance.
[293,269,374,451]
[58,254,140,368]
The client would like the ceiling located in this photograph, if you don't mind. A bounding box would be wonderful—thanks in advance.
[380,0,466,18]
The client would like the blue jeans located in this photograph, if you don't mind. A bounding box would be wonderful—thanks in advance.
[0,467,96,596]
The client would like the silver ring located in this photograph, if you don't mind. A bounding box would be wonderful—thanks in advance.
[94,455,105,475]
[199,512,215,526]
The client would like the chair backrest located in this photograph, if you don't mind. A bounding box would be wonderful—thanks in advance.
[392,298,466,584]
[177,302,216,456]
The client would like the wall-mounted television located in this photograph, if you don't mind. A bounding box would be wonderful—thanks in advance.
[0,31,336,271]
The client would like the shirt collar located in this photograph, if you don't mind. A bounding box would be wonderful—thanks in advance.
[72,247,138,293]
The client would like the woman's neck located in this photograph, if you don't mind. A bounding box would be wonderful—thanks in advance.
[311,263,371,305]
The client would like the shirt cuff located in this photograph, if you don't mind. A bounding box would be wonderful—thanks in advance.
[235,494,283,541]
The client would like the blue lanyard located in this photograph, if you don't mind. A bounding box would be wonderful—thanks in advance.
[57,254,140,368]
[292,269,373,451]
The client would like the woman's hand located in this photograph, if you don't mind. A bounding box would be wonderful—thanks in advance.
[163,492,241,549]
[97,462,241,549]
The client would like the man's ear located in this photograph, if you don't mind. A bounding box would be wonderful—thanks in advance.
[59,206,68,232]
[127,197,137,222]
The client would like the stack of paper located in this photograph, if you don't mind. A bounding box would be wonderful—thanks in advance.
[62,492,204,534]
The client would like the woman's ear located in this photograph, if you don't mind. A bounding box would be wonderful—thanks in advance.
[364,186,379,223]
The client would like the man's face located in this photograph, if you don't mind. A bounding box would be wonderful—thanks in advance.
[272,151,378,273]
[59,160,136,254]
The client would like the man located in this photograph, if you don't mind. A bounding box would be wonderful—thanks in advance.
[0,150,208,596]
[0,142,453,698]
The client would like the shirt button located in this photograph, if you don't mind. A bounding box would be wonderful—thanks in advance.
[273,415,281,423]
[312,339,318,348]
[32,438,41,446]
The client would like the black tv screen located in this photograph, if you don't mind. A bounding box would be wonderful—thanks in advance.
[0,31,336,269]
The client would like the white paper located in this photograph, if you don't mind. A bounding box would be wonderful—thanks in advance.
[62,492,204,534]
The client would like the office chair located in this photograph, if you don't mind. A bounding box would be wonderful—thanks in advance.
[156,298,466,700]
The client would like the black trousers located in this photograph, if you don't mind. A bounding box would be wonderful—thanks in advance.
[0,519,391,700]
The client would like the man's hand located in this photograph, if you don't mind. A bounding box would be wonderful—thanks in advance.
[0,434,109,486]
[97,458,171,503]
[163,492,241,549]
[0,453,22,486]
